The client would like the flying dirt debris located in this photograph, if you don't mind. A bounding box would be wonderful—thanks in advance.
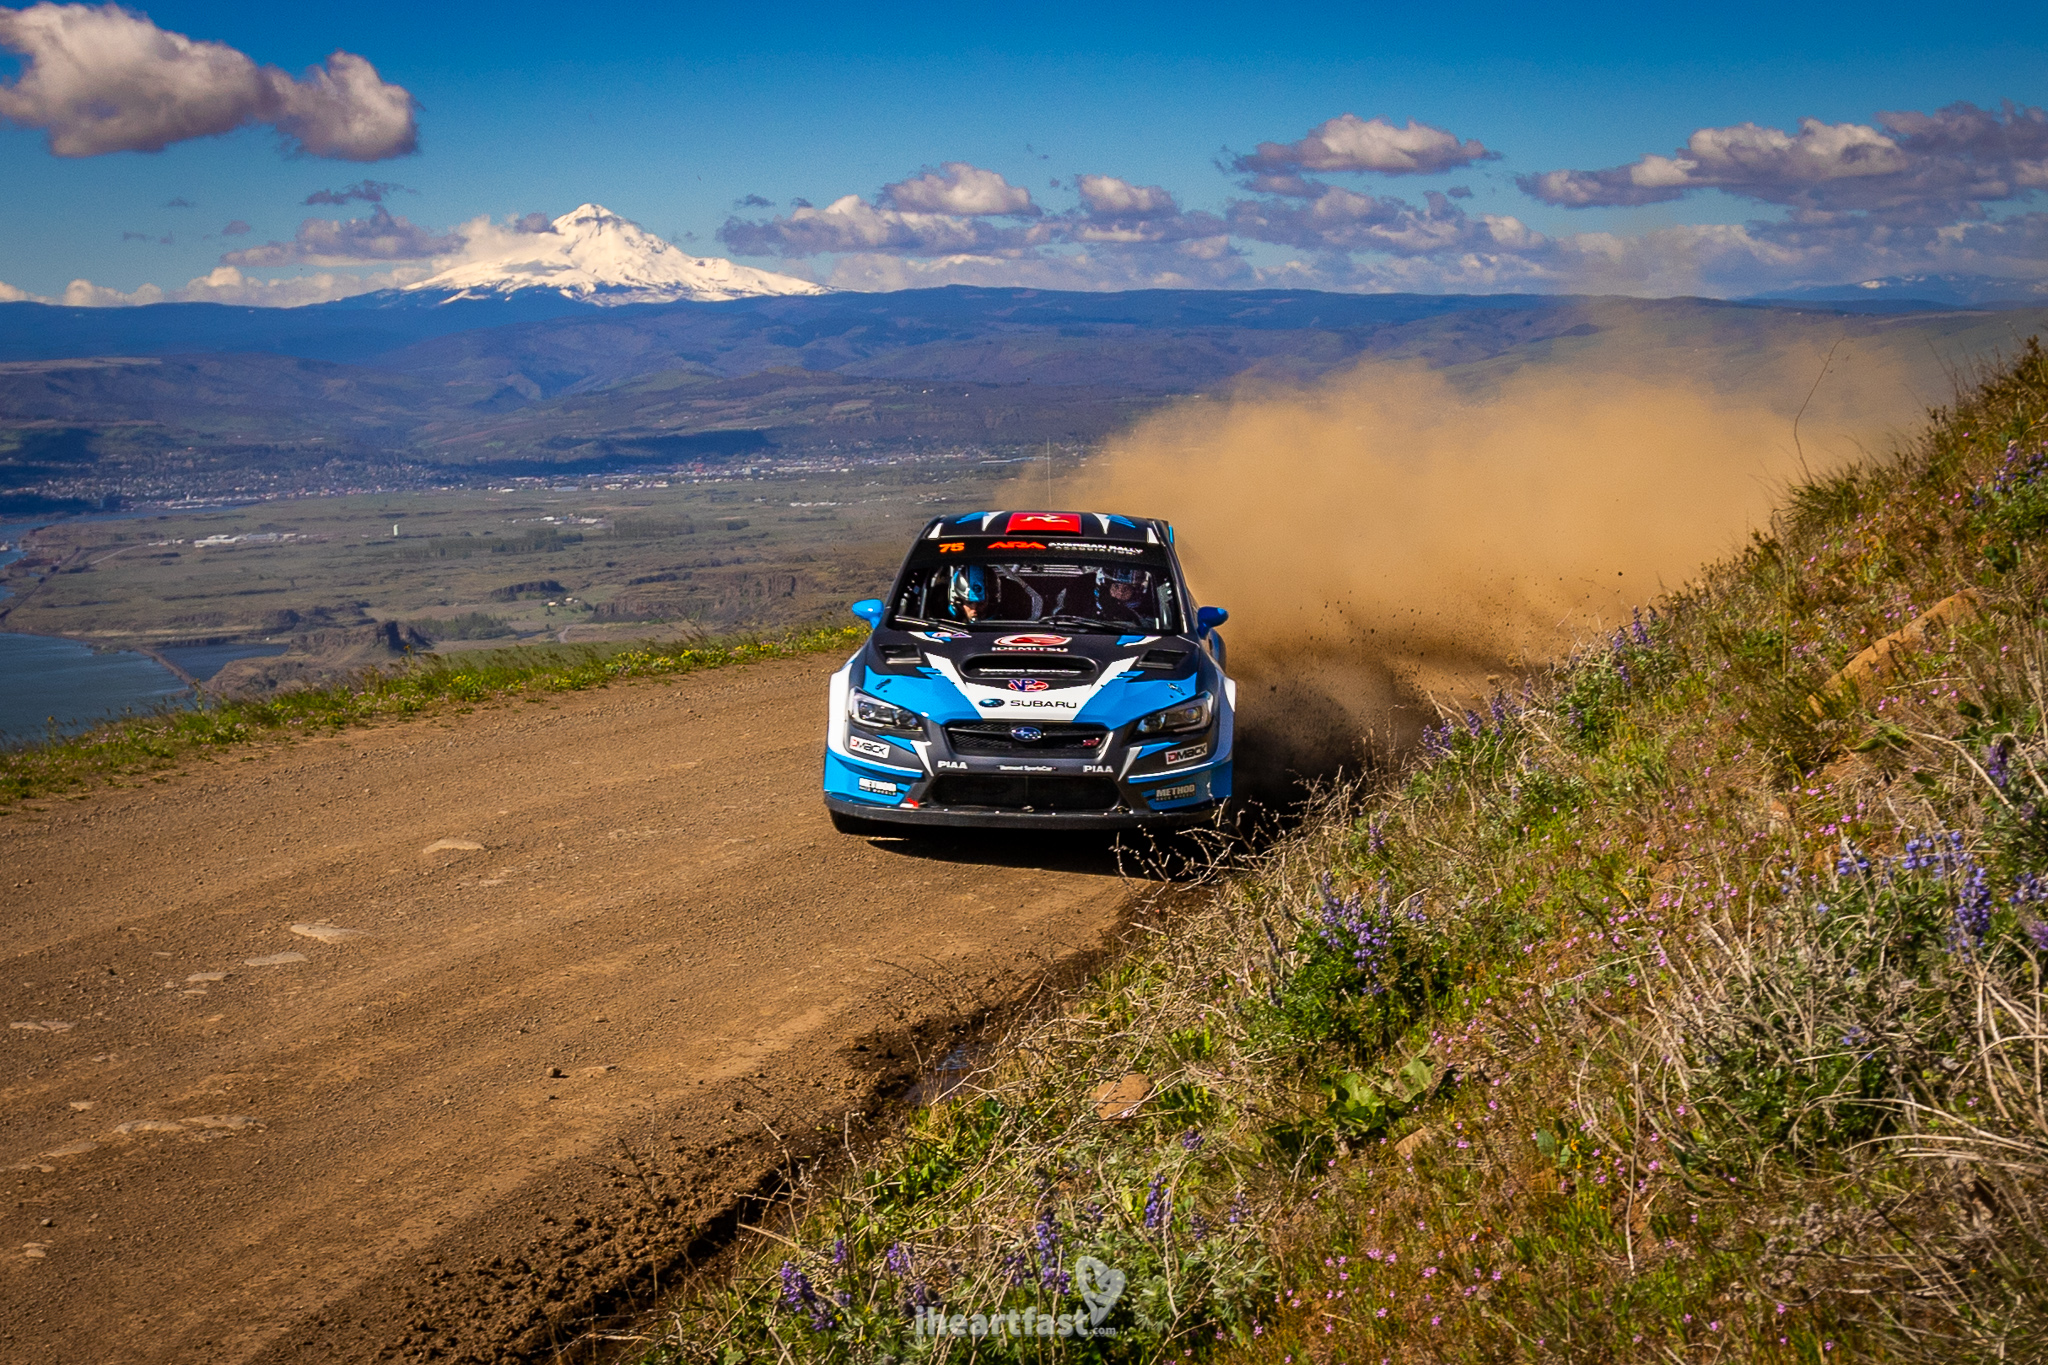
[1071,322,1937,788]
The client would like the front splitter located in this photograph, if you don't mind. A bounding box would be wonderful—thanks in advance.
[824,794,1223,832]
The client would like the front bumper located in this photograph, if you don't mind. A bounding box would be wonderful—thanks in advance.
[822,747,1230,830]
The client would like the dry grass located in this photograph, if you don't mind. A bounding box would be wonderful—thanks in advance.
[634,342,2048,1363]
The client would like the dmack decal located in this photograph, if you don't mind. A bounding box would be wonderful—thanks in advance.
[1007,678,1050,692]
[994,633,1071,648]
[1004,512,1082,533]
[1163,742,1209,765]
[847,734,892,759]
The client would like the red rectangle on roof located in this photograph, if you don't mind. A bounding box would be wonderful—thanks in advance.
[1004,512,1082,533]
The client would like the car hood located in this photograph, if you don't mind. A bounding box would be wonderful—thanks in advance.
[857,626,1210,728]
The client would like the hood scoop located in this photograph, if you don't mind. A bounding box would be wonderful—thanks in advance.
[960,653,1097,682]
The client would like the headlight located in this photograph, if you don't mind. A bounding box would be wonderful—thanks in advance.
[849,689,923,732]
[1133,691,1213,737]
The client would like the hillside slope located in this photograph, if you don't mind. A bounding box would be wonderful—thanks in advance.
[665,342,2048,1363]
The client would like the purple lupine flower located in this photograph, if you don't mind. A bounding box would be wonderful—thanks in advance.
[1190,1211,1212,1241]
[1368,818,1388,855]
[1144,1177,1168,1232]
[830,1237,848,1268]
[2025,920,2048,953]
[1985,738,2013,791]
[2014,872,2047,907]
[1181,1127,1204,1151]
[1317,876,1398,996]
[1465,708,1485,737]
[1956,859,1993,949]
[1490,690,1510,728]
[1226,1192,1247,1226]
[779,1261,837,1331]
[1631,607,1650,647]
[885,1242,913,1276]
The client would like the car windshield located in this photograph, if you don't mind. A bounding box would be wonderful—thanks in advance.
[892,558,1179,633]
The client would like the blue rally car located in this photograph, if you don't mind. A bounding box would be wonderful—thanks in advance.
[823,510,1234,833]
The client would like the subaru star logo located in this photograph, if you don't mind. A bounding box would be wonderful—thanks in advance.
[1008,678,1050,692]
[1010,726,1044,742]
[979,697,1006,708]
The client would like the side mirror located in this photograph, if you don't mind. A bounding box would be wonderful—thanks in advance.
[850,598,886,630]
[1196,605,1229,634]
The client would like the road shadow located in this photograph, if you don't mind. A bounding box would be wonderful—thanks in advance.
[853,810,1271,884]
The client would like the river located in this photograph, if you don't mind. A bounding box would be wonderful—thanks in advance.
[0,516,282,747]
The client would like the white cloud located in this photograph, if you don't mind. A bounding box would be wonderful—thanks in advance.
[1074,174,1178,218]
[1232,114,1496,176]
[0,2,417,159]
[722,189,1045,257]
[221,205,455,266]
[1519,102,2048,222]
[26,262,430,307]
[882,162,1037,216]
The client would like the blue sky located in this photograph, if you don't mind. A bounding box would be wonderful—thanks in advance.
[1,0,2043,304]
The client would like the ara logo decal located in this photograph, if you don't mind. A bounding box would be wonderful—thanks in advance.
[1009,726,1045,741]
[979,697,1007,709]
[993,633,1071,648]
[1008,678,1050,692]
[986,540,1046,550]
[1004,512,1082,533]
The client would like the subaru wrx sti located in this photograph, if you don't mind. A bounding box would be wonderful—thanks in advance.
[823,511,1235,832]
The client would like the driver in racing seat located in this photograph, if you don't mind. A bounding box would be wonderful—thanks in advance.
[945,563,991,623]
[1094,565,1151,626]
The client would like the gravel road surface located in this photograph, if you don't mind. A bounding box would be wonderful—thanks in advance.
[0,655,1141,1362]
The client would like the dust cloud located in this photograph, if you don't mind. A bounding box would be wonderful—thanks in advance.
[1058,323,1934,797]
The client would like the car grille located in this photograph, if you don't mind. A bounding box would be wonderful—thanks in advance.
[927,775,1121,811]
[945,722,1109,755]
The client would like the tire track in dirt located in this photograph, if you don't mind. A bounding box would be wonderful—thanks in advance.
[0,654,1143,1363]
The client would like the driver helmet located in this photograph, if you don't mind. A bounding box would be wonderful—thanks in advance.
[1096,565,1145,591]
[949,564,990,607]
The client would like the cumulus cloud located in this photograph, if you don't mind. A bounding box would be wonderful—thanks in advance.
[221,219,250,235]
[1519,101,2048,222]
[882,162,1037,216]
[1227,185,1541,258]
[1231,114,1496,177]
[163,194,193,207]
[0,2,418,159]
[304,178,409,205]
[221,204,455,266]
[21,262,432,307]
[721,163,1052,257]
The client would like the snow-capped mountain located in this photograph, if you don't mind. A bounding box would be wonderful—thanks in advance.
[405,204,827,306]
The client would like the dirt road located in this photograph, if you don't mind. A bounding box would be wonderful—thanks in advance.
[0,655,1144,1363]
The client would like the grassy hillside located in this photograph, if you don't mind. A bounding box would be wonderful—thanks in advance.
[654,340,2048,1362]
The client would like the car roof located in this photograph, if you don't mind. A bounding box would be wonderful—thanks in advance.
[919,511,1168,543]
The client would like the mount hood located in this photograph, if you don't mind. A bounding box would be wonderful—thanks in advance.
[406,204,827,306]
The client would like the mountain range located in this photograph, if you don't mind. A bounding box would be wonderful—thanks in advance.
[2,213,2045,515]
